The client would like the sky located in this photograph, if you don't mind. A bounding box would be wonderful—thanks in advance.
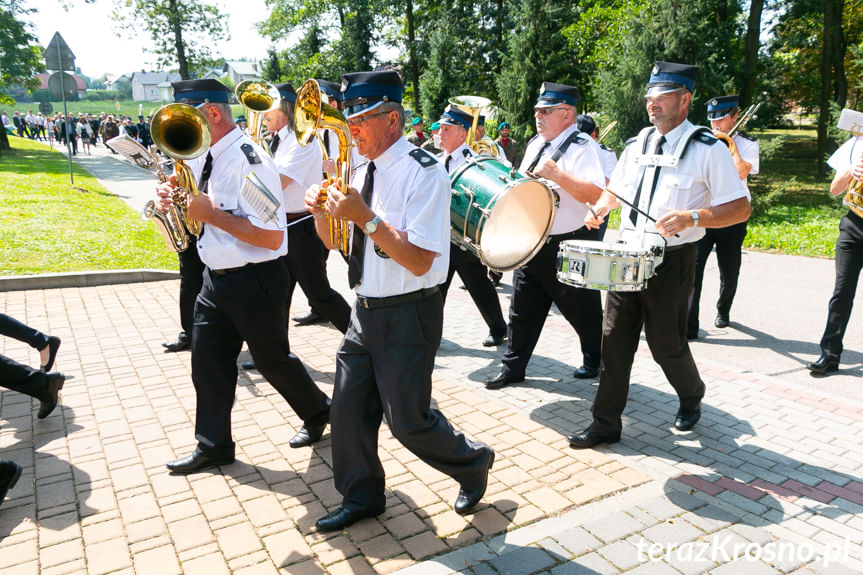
[23,0,280,78]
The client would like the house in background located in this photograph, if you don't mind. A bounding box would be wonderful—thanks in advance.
[222,61,261,86]
[129,71,182,101]
[35,72,86,98]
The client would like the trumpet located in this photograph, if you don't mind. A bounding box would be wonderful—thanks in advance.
[294,78,353,256]
[150,103,212,244]
[235,79,280,152]
[449,95,500,157]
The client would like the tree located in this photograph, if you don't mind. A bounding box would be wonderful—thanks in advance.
[0,0,44,104]
[740,0,763,108]
[112,0,229,79]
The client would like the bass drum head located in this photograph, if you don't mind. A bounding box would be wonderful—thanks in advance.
[480,178,555,271]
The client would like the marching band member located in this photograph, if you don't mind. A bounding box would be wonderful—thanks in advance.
[568,62,749,449]
[436,104,508,347]
[484,81,606,389]
[576,114,617,182]
[161,79,331,474]
[306,71,494,531]
[688,94,759,337]
[807,125,863,375]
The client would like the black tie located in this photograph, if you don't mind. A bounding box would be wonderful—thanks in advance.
[526,141,551,172]
[445,155,452,172]
[629,135,665,226]
[348,162,376,288]
[269,133,280,154]
[197,151,213,196]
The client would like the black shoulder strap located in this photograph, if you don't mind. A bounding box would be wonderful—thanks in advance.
[240,143,261,165]
[677,127,715,160]
[409,148,438,167]
[550,130,585,163]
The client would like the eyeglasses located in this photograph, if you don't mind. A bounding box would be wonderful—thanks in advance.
[347,110,393,126]
[534,107,567,116]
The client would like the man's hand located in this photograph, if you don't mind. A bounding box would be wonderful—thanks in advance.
[304,183,329,216]
[533,157,562,182]
[325,178,374,225]
[584,203,610,230]
[156,175,179,213]
[186,192,217,223]
[655,210,692,237]
[852,157,863,181]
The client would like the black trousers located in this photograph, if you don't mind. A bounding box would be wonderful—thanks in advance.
[819,211,863,360]
[0,314,50,400]
[331,290,488,511]
[688,221,748,333]
[191,259,330,455]
[285,217,351,333]
[178,242,205,337]
[439,244,507,337]
[501,227,604,376]
[590,244,706,435]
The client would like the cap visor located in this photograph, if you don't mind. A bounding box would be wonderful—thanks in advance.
[344,101,385,120]
[644,85,685,98]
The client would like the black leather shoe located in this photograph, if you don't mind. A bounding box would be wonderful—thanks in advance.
[0,460,23,508]
[454,449,495,515]
[166,447,234,474]
[315,505,385,531]
[807,354,839,375]
[37,372,65,419]
[40,336,61,372]
[162,333,191,353]
[489,271,502,287]
[568,428,620,449]
[293,311,326,326]
[484,370,524,390]
[573,365,599,379]
[482,333,506,347]
[687,330,699,340]
[241,361,256,371]
[714,314,729,328]
[674,406,702,431]
[289,423,327,448]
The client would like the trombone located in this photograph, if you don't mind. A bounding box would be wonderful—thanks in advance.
[294,78,353,256]
[235,79,280,152]
[449,95,500,157]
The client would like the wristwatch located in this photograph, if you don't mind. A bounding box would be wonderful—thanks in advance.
[363,215,382,234]
[690,210,700,227]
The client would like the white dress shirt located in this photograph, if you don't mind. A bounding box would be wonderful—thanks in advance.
[272,124,323,213]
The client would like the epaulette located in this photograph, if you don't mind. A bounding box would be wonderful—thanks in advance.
[462,148,472,158]
[526,134,540,147]
[692,131,717,146]
[241,143,262,164]
[625,136,638,147]
[409,148,438,167]
[573,133,589,145]
[737,132,756,142]
[600,143,613,152]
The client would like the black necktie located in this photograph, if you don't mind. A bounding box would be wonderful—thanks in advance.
[197,151,213,196]
[526,141,551,172]
[348,162,376,288]
[629,135,665,226]
[445,155,452,172]
[269,133,280,154]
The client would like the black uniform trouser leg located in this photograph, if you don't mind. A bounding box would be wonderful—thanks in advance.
[592,245,705,435]
[178,244,205,337]
[688,233,716,334]
[285,219,351,334]
[0,314,48,350]
[0,354,49,398]
[502,230,603,376]
[819,217,863,359]
[191,261,330,454]
[440,245,506,336]
[331,294,487,511]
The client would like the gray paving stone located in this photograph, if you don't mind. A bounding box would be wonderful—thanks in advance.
[488,547,557,575]
[582,510,648,544]
[553,527,602,557]
[597,540,641,570]
[641,519,703,546]
[550,552,617,575]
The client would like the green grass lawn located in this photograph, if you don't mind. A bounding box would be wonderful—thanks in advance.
[2,100,245,121]
[0,137,177,275]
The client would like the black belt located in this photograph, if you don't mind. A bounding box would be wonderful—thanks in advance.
[356,286,439,310]
[210,261,267,276]
[286,211,308,220]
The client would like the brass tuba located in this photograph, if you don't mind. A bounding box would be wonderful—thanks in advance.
[235,79,281,151]
[843,177,863,218]
[150,103,212,241]
[449,95,500,157]
[294,78,353,256]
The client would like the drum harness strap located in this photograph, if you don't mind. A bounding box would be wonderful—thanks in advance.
[527,128,587,209]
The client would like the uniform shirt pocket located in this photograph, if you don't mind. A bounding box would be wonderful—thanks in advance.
[654,172,694,212]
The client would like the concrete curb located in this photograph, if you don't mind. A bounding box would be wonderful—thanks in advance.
[0,269,178,292]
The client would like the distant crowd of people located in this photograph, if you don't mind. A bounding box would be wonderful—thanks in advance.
[1,110,153,155]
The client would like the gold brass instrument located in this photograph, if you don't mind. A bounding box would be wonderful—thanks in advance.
[235,79,280,151]
[294,78,353,256]
[842,177,863,218]
[597,120,617,144]
[150,103,212,243]
[713,102,761,164]
[449,95,500,157]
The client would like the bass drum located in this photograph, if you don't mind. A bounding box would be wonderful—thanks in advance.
[449,156,556,271]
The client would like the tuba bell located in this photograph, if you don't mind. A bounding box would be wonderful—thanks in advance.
[235,79,281,151]
[449,95,500,157]
[294,79,353,256]
[150,103,212,241]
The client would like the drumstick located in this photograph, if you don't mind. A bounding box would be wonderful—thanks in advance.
[585,202,598,220]
[604,189,680,238]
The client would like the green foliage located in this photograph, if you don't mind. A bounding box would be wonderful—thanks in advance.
[0,137,176,275]
[0,0,45,104]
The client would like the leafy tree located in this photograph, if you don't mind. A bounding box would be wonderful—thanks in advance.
[0,0,44,104]
[112,0,229,79]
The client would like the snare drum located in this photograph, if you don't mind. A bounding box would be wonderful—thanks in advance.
[557,240,662,292]
[450,156,556,271]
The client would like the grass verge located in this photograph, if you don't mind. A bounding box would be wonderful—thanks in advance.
[0,137,177,275]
